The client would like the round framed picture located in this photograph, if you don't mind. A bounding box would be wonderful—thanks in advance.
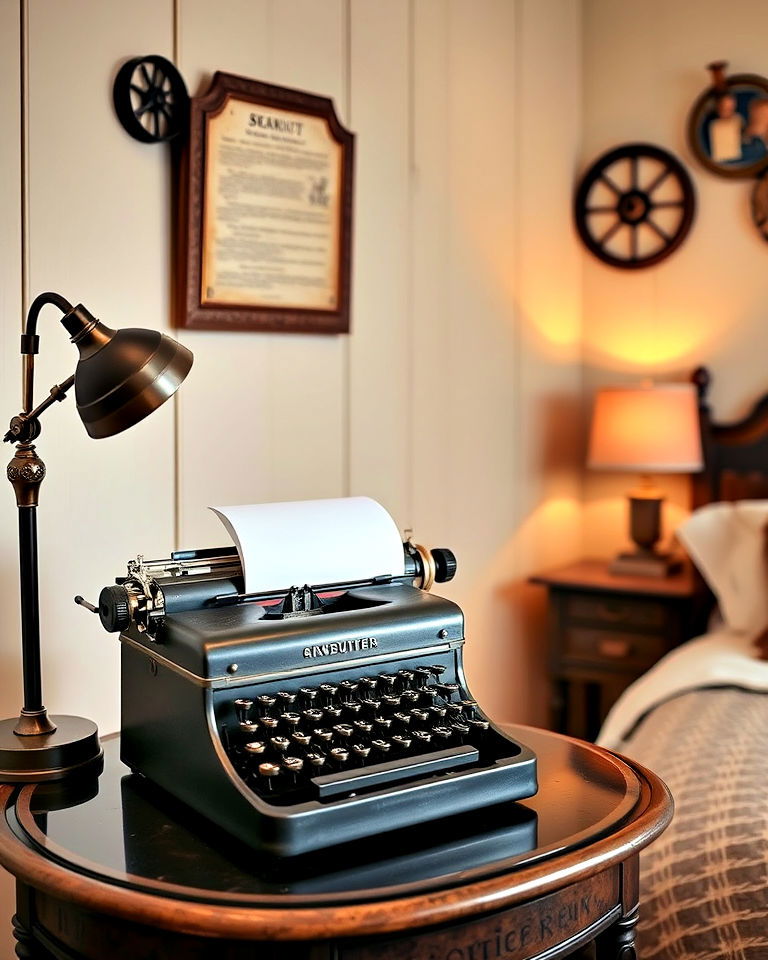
[751,172,768,241]
[687,63,768,179]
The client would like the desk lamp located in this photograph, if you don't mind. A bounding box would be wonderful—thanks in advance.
[0,292,192,781]
[588,382,703,577]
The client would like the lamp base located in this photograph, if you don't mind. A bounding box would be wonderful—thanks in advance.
[0,715,102,783]
[609,550,681,579]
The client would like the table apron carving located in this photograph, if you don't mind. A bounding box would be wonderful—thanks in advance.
[341,868,621,960]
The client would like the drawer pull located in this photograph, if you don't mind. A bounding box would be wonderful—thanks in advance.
[597,638,632,659]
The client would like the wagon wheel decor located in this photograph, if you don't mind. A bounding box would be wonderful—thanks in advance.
[574,144,696,269]
[113,55,189,144]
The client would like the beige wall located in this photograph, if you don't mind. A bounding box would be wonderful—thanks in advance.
[582,0,768,556]
[0,0,583,946]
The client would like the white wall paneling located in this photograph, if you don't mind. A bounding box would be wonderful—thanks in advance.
[0,0,23,950]
[582,0,768,556]
[0,0,585,947]
[176,0,348,549]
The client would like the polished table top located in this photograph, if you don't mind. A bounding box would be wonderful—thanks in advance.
[0,725,672,940]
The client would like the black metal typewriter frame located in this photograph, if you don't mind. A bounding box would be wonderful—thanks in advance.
[119,578,537,857]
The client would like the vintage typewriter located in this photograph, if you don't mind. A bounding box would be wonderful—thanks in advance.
[78,504,537,857]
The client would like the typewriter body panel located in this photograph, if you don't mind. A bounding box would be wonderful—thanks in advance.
[100,543,537,857]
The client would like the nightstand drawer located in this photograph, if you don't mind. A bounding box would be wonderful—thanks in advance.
[564,594,667,629]
[563,627,667,667]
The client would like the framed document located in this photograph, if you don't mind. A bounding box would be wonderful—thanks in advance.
[176,72,354,333]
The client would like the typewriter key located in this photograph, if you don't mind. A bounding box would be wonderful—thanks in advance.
[428,664,447,678]
[276,690,297,707]
[391,734,411,751]
[410,708,430,726]
[234,698,254,723]
[359,677,378,694]
[259,716,280,732]
[282,756,304,781]
[432,726,453,742]
[361,697,381,718]
[428,705,447,721]
[371,739,391,756]
[397,669,414,689]
[378,673,398,694]
[292,731,312,749]
[339,680,358,700]
[342,701,362,718]
[323,705,343,722]
[299,687,318,707]
[451,720,470,742]
[393,711,412,728]
[312,727,334,744]
[413,667,432,687]
[319,683,338,703]
[467,718,490,734]
[244,740,267,756]
[413,729,432,746]
[374,717,392,735]
[329,747,349,767]
[381,694,401,713]
[401,690,420,706]
[258,762,281,791]
[281,712,302,730]
[302,708,324,725]
[306,751,326,770]
[239,721,260,738]
[460,699,478,715]
[420,687,439,704]
[333,723,354,742]
[436,682,460,699]
[353,720,373,738]
[271,736,291,755]
[445,702,463,718]
[256,694,277,715]
[352,743,371,763]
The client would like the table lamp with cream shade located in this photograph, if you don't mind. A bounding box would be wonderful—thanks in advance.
[588,381,703,577]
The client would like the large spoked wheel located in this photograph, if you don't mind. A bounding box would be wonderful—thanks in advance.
[574,144,696,269]
[113,55,189,144]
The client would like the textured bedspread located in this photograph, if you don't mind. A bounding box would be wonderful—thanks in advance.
[613,687,768,959]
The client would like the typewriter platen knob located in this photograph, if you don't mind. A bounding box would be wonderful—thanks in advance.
[98,584,131,633]
[432,548,457,583]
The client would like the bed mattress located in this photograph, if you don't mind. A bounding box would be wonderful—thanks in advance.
[600,635,768,959]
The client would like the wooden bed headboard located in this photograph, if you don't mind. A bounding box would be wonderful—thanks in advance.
[692,366,768,508]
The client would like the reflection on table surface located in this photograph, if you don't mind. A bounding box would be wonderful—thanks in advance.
[21,728,637,901]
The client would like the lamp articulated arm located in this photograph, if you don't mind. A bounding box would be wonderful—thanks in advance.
[0,289,192,781]
[4,292,76,447]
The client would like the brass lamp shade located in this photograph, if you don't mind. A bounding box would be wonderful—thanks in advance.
[62,304,193,439]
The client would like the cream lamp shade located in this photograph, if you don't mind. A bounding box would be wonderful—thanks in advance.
[588,383,703,474]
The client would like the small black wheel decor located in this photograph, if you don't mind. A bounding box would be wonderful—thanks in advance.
[113,55,189,143]
[574,143,696,269]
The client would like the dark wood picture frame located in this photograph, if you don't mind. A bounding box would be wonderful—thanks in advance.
[687,70,768,180]
[175,72,354,334]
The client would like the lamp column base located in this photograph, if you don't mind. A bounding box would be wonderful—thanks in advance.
[0,715,102,783]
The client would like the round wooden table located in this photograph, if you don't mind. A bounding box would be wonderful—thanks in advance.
[0,726,672,960]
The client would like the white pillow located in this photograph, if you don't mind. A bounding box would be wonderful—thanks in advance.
[676,500,768,635]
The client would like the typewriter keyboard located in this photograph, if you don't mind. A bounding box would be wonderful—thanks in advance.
[223,664,499,806]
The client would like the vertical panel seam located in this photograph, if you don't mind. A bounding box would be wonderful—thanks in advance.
[406,0,415,528]
[511,0,524,562]
[172,0,181,548]
[342,0,352,496]
[19,0,28,319]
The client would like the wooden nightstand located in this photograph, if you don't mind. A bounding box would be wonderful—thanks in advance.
[530,560,707,741]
